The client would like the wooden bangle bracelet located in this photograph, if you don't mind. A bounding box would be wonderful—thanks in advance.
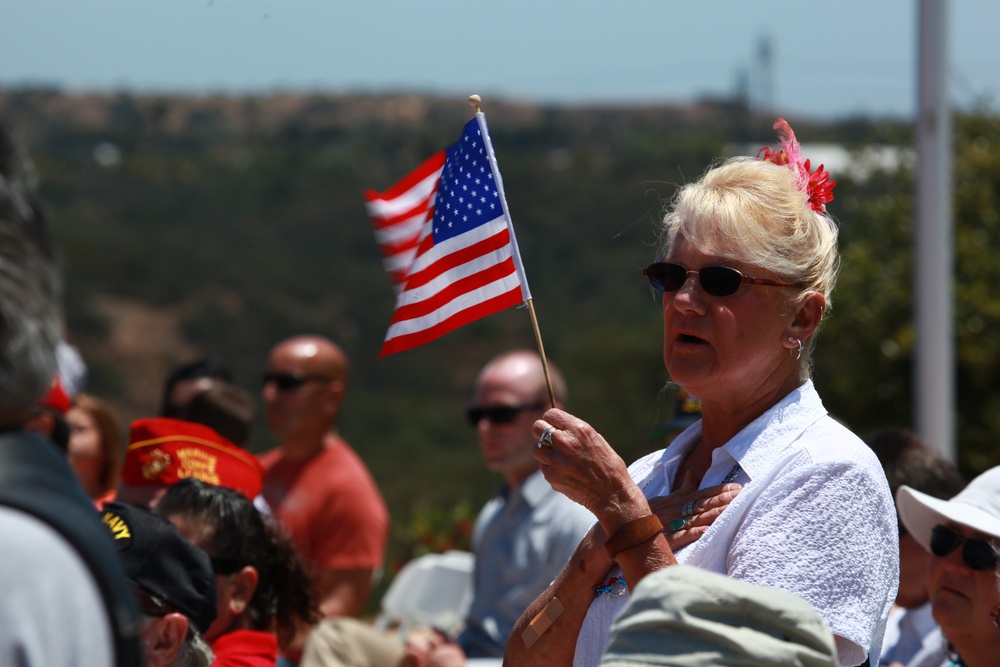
[604,514,663,558]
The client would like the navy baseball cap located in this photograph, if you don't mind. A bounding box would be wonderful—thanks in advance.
[101,501,217,634]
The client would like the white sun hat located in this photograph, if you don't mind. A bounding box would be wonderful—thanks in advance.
[897,465,1000,552]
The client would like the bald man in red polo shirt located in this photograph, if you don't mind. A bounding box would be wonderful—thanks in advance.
[258,335,389,641]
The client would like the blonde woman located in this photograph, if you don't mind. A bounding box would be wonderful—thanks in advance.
[506,121,897,667]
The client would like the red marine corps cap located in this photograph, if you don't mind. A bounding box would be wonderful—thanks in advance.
[121,417,264,499]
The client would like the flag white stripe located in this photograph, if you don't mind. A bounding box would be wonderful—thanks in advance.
[364,169,442,219]
[374,217,424,247]
[382,250,417,275]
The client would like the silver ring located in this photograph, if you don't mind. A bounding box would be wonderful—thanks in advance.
[682,501,696,518]
[539,425,556,447]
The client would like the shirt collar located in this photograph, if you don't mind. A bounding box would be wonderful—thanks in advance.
[514,469,552,508]
[648,380,826,486]
[720,379,826,480]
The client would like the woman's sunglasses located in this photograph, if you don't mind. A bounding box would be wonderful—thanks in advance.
[466,402,546,427]
[643,262,803,298]
[930,524,1000,571]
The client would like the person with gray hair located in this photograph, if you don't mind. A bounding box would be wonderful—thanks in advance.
[0,122,143,665]
[0,132,61,425]
[506,120,897,667]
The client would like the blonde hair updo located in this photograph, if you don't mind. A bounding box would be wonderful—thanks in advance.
[660,157,840,315]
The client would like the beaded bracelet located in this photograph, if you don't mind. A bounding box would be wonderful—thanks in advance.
[604,514,663,558]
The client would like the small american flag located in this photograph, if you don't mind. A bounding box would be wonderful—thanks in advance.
[364,114,531,356]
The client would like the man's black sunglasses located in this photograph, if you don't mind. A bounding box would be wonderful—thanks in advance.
[466,402,546,427]
[930,524,1000,571]
[261,372,333,392]
[643,262,803,298]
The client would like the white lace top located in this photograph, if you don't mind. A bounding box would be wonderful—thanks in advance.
[574,381,898,667]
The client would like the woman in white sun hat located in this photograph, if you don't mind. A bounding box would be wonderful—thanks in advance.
[897,465,1000,667]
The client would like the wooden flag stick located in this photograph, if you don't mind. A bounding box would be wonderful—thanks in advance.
[526,298,558,408]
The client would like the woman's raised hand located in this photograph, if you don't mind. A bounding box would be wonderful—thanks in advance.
[532,409,648,523]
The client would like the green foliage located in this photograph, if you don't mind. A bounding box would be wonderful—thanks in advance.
[815,109,1000,476]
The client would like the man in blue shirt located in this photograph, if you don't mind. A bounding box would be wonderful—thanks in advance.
[456,350,595,658]
[300,350,594,667]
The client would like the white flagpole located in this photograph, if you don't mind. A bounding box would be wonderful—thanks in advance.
[468,94,556,407]
[915,0,955,460]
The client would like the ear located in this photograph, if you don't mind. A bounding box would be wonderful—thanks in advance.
[784,291,826,344]
[228,565,259,616]
[142,613,189,667]
[323,380,346,417]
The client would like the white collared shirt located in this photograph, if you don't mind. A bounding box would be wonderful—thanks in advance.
[576,381,899,667]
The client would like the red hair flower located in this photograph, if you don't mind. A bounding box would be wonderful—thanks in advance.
[757,118,836,214]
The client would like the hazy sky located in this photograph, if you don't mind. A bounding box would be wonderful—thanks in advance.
[2,0,998,120]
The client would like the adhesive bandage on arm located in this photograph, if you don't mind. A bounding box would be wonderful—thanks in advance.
[521,597,565,647]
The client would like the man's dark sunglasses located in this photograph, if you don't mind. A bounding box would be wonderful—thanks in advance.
[643,262,803,298]
[930,524,1000,571]
[466,402,546,427]
[261,372,333,392]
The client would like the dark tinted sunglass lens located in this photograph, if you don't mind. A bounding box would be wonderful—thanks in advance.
[644,263,684,293]
[278,376,300,390]
[466,408,485,426]
[263,373,304,390]
[963,539,999,571]
[468,406,522,425]
[489,407,520,424]
[658,264,688,292]
[643,264,665,292]
[700,266,743,296]
[930,525,961,557]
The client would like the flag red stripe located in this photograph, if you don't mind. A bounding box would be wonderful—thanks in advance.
[363,150,446,203]
[388,257,517,323]
[379,287,523,356]
[404,228,511,291]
